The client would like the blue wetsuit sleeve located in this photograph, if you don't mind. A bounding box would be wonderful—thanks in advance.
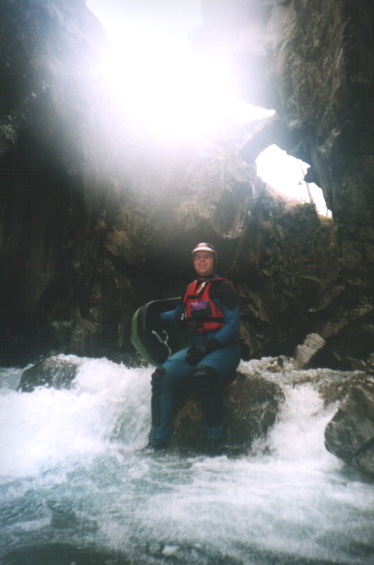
[211,301,240,346]
[160,303,182,327]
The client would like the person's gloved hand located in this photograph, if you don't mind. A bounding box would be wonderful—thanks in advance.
[186,338,219,365]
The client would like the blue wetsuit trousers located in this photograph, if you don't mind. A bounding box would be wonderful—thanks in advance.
[152,340,241,442]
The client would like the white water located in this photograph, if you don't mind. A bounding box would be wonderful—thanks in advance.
[1,357,373,564]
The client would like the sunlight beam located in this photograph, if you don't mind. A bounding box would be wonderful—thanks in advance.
[88,1,263,142]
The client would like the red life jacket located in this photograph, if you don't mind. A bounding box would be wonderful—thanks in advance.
[182,277,231,333]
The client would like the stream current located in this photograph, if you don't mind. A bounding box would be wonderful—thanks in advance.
[1,356,373,564]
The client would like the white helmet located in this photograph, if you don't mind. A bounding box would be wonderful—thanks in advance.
[192,242,217,262]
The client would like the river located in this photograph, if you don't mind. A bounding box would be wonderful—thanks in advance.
[1,356,373,564]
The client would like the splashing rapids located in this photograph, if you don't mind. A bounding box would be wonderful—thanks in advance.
[1,356,373,564]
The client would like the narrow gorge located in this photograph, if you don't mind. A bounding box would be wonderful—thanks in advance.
[1,0,373,370]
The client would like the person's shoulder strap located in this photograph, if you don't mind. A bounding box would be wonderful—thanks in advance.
[182,280,198,303]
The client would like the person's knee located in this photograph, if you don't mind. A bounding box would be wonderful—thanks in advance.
[192,365,219,397]
[151,367,165,396]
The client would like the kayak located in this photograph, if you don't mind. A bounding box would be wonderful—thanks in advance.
[130,298,189,366]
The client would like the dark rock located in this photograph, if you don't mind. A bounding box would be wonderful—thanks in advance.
[316,372,366,408]
[170,371,285,453]
[18,356,80,392]
[366,353,374,374]
[234,193,343,361]
[264,0,374,363]
[325,376,374,476]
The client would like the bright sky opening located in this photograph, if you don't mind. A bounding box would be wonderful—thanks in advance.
[256,145,332,217]
[87,1,331,216]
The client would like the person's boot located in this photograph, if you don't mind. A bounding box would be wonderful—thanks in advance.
[206,438,226,456]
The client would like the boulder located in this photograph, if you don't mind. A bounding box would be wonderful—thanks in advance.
[293,333,326,369]
[170,371,285,453]
[324,376,374,476]
[18,356,80,392]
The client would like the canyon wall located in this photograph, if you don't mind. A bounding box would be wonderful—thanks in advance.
[1,0,373,368]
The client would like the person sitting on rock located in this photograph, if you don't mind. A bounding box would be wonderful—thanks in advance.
[150,242,241,453]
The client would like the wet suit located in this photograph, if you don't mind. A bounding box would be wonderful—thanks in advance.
[151,275,241,446]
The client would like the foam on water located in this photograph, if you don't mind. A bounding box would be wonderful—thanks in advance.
[0,357,151,478]
[1,356,373,564]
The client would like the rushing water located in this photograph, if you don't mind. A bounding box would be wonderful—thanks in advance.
[1,356,373,565]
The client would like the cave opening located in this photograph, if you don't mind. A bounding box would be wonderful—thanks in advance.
[256,144,332,218]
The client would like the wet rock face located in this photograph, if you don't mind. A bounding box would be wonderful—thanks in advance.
[324,377,374,476]
[243,0,374,243]
[0,0,115,364]
[170,371,285,452]
[264,0,374,360]
[18,356,81,392]
[234,195,343,360]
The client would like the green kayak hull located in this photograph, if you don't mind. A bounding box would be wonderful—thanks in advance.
[130,298,188,366]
